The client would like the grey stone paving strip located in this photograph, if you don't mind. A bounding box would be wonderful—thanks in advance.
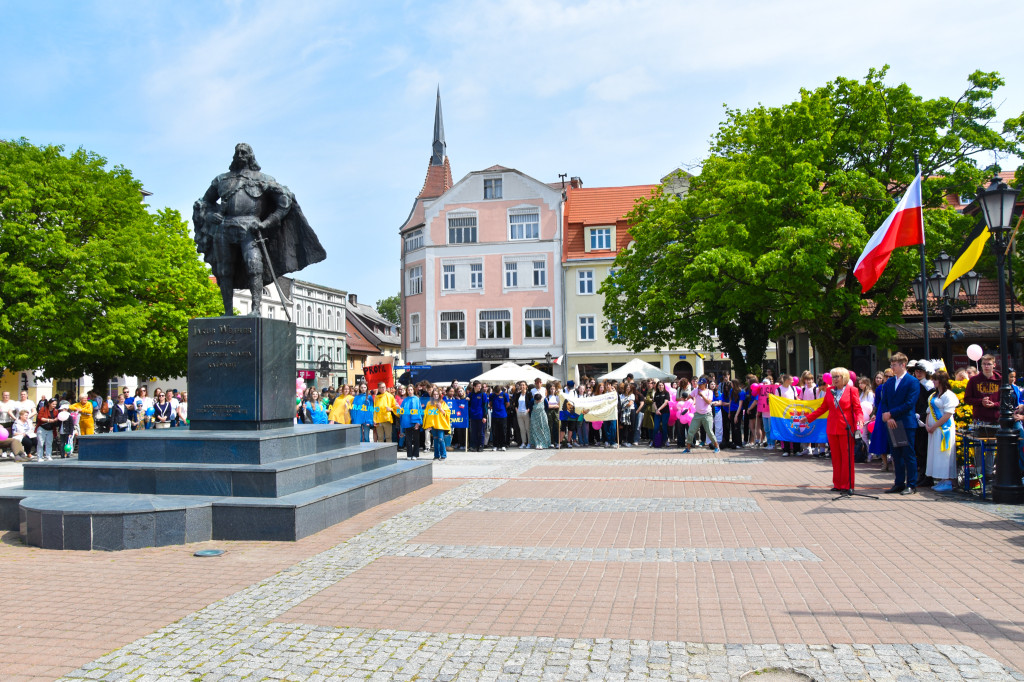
[536,457,766,465]
[396,544,822,562]
[56,447,1024,681]
[67,624,1024,681]
[520,475,755,482]
[467,497,762,513]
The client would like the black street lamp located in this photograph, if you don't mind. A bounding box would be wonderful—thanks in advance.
[976,173,1022,505]
[912,253,981,370]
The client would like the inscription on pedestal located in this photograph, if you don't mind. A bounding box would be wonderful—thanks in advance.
[188,317,295,431]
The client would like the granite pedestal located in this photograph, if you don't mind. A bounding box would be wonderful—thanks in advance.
[0,317,431,550]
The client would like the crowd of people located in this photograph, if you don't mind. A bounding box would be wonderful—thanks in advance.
[0,387,188,461]
[2,356,1020,496]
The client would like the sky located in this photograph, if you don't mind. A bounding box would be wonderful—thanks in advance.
[3,0,1024,309]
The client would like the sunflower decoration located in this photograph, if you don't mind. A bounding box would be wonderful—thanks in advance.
[947,379,973,430]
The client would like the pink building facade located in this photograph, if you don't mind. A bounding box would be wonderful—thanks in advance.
[401,165,564,372]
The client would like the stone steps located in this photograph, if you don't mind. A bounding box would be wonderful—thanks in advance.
[4,460,430,550]
[22,442,396,498]
[76,423,358,465]
[0,423,432,550]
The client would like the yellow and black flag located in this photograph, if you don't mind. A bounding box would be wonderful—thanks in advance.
[943,218,990,291]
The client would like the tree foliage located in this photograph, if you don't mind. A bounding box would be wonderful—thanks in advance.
[0,138,222,390]
[603,67,1023,372]
[375,293,401,325]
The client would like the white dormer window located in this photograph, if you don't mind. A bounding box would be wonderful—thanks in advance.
[484,177,502,199]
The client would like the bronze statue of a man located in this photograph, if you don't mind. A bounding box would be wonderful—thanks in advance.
[193,143,326,316]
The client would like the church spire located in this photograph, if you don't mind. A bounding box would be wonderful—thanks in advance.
[431,86,446,166]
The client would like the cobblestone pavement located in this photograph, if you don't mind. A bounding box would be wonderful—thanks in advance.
[0,443,1020,681]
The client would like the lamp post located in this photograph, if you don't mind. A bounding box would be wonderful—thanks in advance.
[912,255,980,370]
[976,173,1023,505]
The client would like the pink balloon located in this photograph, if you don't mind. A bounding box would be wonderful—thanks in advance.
[0,426,7,440]
[822,374,833,385]
[849,371,856,383]
[591,421,603,430]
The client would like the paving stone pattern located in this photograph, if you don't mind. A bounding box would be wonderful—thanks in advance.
[396,544,822,563]
[536,457,766,466]
[467,497,762,513]
[56,446,1024,681]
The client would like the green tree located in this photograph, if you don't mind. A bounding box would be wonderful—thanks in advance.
[0,138,222,391]
[375,293,400,325]
[604,67,1022,372]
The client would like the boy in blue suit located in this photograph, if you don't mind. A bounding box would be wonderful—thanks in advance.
[872,352,921,494]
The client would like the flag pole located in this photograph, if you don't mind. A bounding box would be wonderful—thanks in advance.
[915,151,930,360]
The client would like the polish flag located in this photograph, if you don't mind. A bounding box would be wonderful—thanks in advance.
[853,173,924,292]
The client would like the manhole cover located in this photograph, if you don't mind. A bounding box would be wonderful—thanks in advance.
[194,549,225,557]
[740,668,815,682]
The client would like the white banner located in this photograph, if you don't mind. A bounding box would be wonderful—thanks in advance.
[559,391,618,422]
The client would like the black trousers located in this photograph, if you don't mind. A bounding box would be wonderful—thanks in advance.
[492,416,507,448]
[405,427,421,458]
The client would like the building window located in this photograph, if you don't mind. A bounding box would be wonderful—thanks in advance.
[532,260,546,287]
[407,266,423,295]
[317,307,323,329]
[579,315,596,341]
[442,264,456,291]
[578,270,594,295]
[470,263,483,290]
[440,311,465,341]
[307,343,313,360]
[509,210,539,240]
[404,228,423,252]
[505,262,518,288]
[479,310,511,340]
[448,213,478,244]
[306,305,312,327]
[295,303,301,322]
[484,177,502,199]
[296,342,302,360]
[409,313,420,343]
[318,344,324,360]
[524,309,551,339]
[590,227,612,250]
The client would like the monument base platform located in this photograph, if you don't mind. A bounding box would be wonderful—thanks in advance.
[0,425,432,550]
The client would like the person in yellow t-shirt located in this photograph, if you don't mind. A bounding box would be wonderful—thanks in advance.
[373,382,398,442]
[70,395,95,435]
[423,387,452,460]
[328,385,354,424]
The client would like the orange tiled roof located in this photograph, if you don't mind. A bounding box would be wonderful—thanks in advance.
[417,157,453,200]
[345,320,380,355]
[565,185,658,225]
[899,277,1008,318]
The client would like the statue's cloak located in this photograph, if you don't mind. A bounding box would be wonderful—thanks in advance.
[193,175,327,289]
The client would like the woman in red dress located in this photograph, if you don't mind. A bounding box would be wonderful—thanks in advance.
[805,367,863,494]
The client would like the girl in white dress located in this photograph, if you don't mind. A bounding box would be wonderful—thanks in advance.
[925,371,959,492]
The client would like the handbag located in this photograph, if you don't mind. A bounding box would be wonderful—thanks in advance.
[653,431,664,448]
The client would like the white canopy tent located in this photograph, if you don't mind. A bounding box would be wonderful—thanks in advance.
[598,358,675,382]
[471,362,538,384]
[519,364,557,383]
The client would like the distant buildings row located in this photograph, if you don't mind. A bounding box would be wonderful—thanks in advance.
[1,276,401,403]
[398,91,754,385]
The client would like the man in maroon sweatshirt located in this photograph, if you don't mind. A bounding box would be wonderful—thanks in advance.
[965,355,1001,424]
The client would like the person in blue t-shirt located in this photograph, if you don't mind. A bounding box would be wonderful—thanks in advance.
[490,386,510,451]
[398,385,423,459]
[350,383,375,442]
[467,380,488,452]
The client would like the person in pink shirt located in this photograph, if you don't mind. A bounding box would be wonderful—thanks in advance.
[682,377,720,453]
